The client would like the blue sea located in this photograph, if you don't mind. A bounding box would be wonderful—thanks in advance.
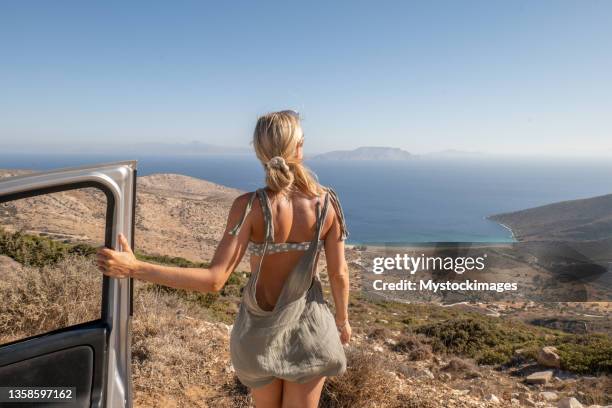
[2,153,612,244]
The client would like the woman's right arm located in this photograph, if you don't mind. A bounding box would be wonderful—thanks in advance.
[96,193,253,293]
[324,206,351,344]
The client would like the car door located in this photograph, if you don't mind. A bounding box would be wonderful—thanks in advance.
[0,161,136,408]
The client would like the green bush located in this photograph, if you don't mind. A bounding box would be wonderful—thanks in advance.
[415,316,612,375]
[554,334,612,374]
[416,317,536,357]
[477,345,514,365]
[1,228,72,266]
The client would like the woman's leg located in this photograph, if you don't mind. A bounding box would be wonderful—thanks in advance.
[251,378,283,408]
[281,376,326,408]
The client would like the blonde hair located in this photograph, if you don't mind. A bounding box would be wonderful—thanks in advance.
[253,111,323,197]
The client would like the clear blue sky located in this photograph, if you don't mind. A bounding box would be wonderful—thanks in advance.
[1,1,610,156]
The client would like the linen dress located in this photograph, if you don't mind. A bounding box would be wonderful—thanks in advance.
[228,188,348,388]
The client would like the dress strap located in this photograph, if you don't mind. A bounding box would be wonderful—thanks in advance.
[256,189,275,243]
[227,191,257,236]
[247,189,275,316]
[326,187,349,240]
[314,192,331,242]
[229,187,348,241]
[252,189,274,287]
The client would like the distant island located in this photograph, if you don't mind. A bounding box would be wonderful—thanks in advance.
[489,193,612,242]
[424,149,484,158]
[311,146,413,161]
[5,141,490,160]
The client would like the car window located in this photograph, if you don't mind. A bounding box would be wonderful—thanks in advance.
[0,187,107,345]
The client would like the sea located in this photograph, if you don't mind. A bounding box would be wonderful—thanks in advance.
[2,153,612,245]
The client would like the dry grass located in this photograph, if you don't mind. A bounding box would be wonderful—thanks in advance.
[0,254,440,407]
[440,357,482,379]
[367,327,393,341]
[2,245,610,407]
[393,333,433,361]
[0,253,247,407]
[557,375,612,405]
[321,347,402,408]
[0,254,100,344]
[131,283,249,407]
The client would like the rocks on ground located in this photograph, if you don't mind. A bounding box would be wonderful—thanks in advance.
[538,346,561,369]
[558,396,583,408]
[526,370,554,385]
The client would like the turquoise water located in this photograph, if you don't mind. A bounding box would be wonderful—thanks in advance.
[2,153,612,244]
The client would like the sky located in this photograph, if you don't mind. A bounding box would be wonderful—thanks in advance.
[0,1,610,156]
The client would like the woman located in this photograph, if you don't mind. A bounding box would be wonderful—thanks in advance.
[97,110,351,408]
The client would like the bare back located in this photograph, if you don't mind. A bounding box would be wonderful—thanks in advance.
[248,190,336,311]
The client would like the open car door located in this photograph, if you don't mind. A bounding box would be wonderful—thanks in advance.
[0,161,136,408]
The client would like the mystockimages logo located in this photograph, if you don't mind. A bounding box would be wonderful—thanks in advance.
[372,254,488,275]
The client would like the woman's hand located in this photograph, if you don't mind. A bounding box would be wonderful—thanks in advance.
[96,233,139,278]
[336,319,352,345]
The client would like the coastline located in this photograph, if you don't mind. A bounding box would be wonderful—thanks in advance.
[496,222,518,241]
[485,213,519,242]
[6,154,612,246]
[346,241,515,250]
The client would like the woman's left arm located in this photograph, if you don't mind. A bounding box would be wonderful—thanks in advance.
[323,207,351,344]
[96,194,253,293]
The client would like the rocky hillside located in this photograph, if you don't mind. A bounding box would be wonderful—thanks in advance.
[0,169,246,268]
[135,173,244,263]
[489,194,612,242]
[1,169,610,408]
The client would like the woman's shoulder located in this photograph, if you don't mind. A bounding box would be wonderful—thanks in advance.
[226,191,261,236]
[319,184,340,195]
[229,191,261,217]
[233,191,256,205]
[320,185,349,240]
[312,185,334,198]
[320,185,343,204]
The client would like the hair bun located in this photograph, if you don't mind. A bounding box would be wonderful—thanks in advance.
[266,156,289,172]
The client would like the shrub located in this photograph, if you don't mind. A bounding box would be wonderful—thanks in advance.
[0,228,71,266]
[367,327,392,341]
[477,345,513,366]
[440,357,481,379]
[321,347,400,408]
[415,316,612,375]
[416,317,535,356]
[554,334,612,374]
[393,333,433,361]
[415,317,541,368]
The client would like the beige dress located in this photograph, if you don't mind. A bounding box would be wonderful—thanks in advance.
[227,188,348,388]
